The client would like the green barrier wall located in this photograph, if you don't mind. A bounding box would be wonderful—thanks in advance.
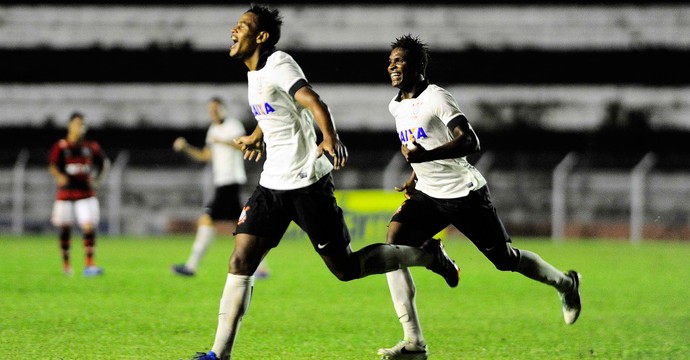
[282,190,405,243]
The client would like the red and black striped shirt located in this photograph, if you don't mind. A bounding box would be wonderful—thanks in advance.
[49,139,106,201]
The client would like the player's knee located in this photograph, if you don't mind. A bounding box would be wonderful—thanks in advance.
[59,227,70,242]
[486,244,520,271]
[81,224,95,235]
[385,231,399,245]
[386,222,409,245]
[228,255,255,276]
[493,259,518,271]
[198,214,213,227]
[83,232,96,247]
[334,269,359,282]
[329,258,361,282]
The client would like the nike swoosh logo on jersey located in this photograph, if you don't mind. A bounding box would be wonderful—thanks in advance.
[317,242,330,249]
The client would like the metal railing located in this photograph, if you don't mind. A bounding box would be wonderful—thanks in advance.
[3,149,689,240]
[551,152,577,241]
[11,149,30,235]
[630,153,657,244]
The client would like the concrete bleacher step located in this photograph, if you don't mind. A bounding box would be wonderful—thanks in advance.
[1,5,689,50]
[1,84,689,132]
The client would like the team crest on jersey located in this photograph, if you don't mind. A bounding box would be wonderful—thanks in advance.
[394,201,406,215]
[250,103,276,116]
[238,205,250,225]
[411,101,422,119]
[399,127,428,143]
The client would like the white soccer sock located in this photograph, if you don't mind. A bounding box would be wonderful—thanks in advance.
[515,249,572,292]
[211,273,254,359]
[185,225,215,271]
[386,268,425,346]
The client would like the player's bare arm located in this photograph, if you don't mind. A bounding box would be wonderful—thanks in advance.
[210,137,244,151]
[394,170,418,199]
[173,137,211,162]
[48,164,68,187]
[403,116,480,163]
[294,85,348,170]
[234,125,264,162]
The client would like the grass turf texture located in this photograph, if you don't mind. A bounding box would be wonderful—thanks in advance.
[1,235,689,359]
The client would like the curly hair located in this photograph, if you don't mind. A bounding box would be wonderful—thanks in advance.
[390,34,430,76]
[247,4,283,49]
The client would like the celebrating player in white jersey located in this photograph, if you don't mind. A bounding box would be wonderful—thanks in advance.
[170,97,269,278]
[377,35,582,360]
[187,7,460,360]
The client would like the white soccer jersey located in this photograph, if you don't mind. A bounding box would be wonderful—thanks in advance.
[206,118,247,186]
[389,84,486,199]
[246,51,333,190]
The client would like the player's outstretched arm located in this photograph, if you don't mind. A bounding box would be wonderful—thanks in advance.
[211,137,244,151]
[48,164,68,187]
[173,137,211,162]
[294,86,348,170]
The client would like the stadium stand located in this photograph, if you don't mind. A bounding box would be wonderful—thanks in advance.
[2,2,689,238]
[2,5,689,50]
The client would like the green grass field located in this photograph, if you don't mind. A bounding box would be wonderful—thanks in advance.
[1,235,689,359]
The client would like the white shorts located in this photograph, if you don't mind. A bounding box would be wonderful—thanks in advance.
[51,197,100,228]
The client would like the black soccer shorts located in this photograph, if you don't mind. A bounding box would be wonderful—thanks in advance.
[205,184,243,221]
[235,174,351,255]
[391,186,519,269]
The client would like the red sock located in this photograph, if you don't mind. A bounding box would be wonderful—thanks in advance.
[83,232,96,267]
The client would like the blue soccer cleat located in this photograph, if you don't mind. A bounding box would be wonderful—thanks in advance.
[83,265,104,277]
[189,351,218,360]
[171,264,195,276]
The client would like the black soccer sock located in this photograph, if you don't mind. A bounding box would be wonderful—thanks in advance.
[59,227,71,267]
[357,243,429,278]
[515,249,572,292]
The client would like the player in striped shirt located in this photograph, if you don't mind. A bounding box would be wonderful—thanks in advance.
[377,35,582,359]
[49,112,109,277]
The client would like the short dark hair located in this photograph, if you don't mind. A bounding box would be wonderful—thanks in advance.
[209,96,225,105]
[390,34,430,76]
[247,4,283,49]
[69,111,84,122]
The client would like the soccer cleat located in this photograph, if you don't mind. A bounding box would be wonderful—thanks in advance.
[189,351,218,360]
[560,270,582,325]
[83,265,104,277]
[377,339,428,360]
[171,264,195,276]
[63,265,73,276]
[421,238,459,288]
